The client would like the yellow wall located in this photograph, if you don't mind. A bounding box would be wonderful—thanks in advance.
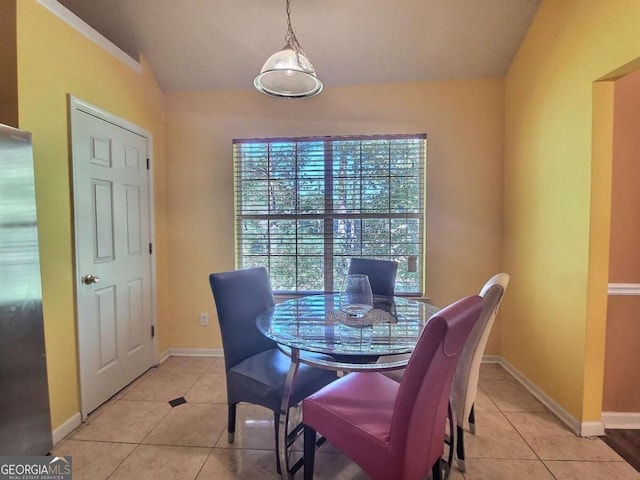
[504,0,640,422]
[164,80,505,351]
[15,0,167,429]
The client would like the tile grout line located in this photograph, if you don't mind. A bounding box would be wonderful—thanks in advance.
[479,373,560,479]
[499,410,559,479]
[481,369,636,476]
[193,448,215,480]
[104,441,138,480]
[105,361,218,479]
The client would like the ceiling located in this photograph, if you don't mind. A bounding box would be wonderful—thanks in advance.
[57,0,542,93]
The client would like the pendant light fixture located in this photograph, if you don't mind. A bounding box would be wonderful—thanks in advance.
[254,0,323,98]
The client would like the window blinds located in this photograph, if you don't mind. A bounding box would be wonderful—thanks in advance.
[233,134,425,294]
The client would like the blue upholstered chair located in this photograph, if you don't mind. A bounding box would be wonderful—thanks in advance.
[209,267,337,473]
[348,258,399,297]
[331,258,399,364]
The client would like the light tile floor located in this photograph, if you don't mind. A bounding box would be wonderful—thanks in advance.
[53,358,640,480]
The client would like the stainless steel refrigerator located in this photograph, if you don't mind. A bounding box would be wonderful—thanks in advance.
[0,123,52,455]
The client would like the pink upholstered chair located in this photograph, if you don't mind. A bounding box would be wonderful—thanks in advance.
[301,295,484,480]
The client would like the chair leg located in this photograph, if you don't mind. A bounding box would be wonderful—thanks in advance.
[444,401,455,477]
[431,458,443,480]
[469,404,476,435]
[227,403,237,443]
[304,426,317,480]
[274,412,282,475]
[456,425,466,472]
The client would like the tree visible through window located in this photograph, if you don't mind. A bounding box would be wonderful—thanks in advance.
[233,134,425,294]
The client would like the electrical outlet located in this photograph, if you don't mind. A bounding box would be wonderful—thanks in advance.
[199,312,209,326]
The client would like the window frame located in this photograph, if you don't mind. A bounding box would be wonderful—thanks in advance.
[233,134,426,295]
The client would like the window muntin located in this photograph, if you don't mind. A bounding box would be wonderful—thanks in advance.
[234,134,425,294]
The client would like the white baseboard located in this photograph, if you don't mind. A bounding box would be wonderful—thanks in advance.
[52,412,82,446]
[166,348,223,357]
[482,355,605,437]
[481,355,501,364]
[580,421,607,437]
[156,349,172,364]
[602,412,640,429]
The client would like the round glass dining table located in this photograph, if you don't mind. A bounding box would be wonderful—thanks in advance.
[256,294,439,479]
[257,294,439,369]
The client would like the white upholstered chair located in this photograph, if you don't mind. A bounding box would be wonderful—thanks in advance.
[450,273,509,472]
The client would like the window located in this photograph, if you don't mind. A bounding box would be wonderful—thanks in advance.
[233,134,425,294]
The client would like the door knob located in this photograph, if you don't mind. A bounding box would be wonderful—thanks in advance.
[82,274,100,285]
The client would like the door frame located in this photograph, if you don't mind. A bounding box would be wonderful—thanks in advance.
[69,95,158,418]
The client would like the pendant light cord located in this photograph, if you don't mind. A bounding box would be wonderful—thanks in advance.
[284,0,316,74]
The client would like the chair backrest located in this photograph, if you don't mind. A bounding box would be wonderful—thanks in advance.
[347,258,399,297]
[209,267,277,371]
[389,295,483,479]
[451,273,510,429]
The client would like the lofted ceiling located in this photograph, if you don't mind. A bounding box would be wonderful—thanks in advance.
[57,0,542,92]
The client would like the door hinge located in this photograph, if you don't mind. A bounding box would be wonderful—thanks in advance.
[149,243,153,254]
[151,325,155,338]
[146,158,150,170]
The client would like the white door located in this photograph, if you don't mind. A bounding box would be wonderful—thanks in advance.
[70,99,155,417]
